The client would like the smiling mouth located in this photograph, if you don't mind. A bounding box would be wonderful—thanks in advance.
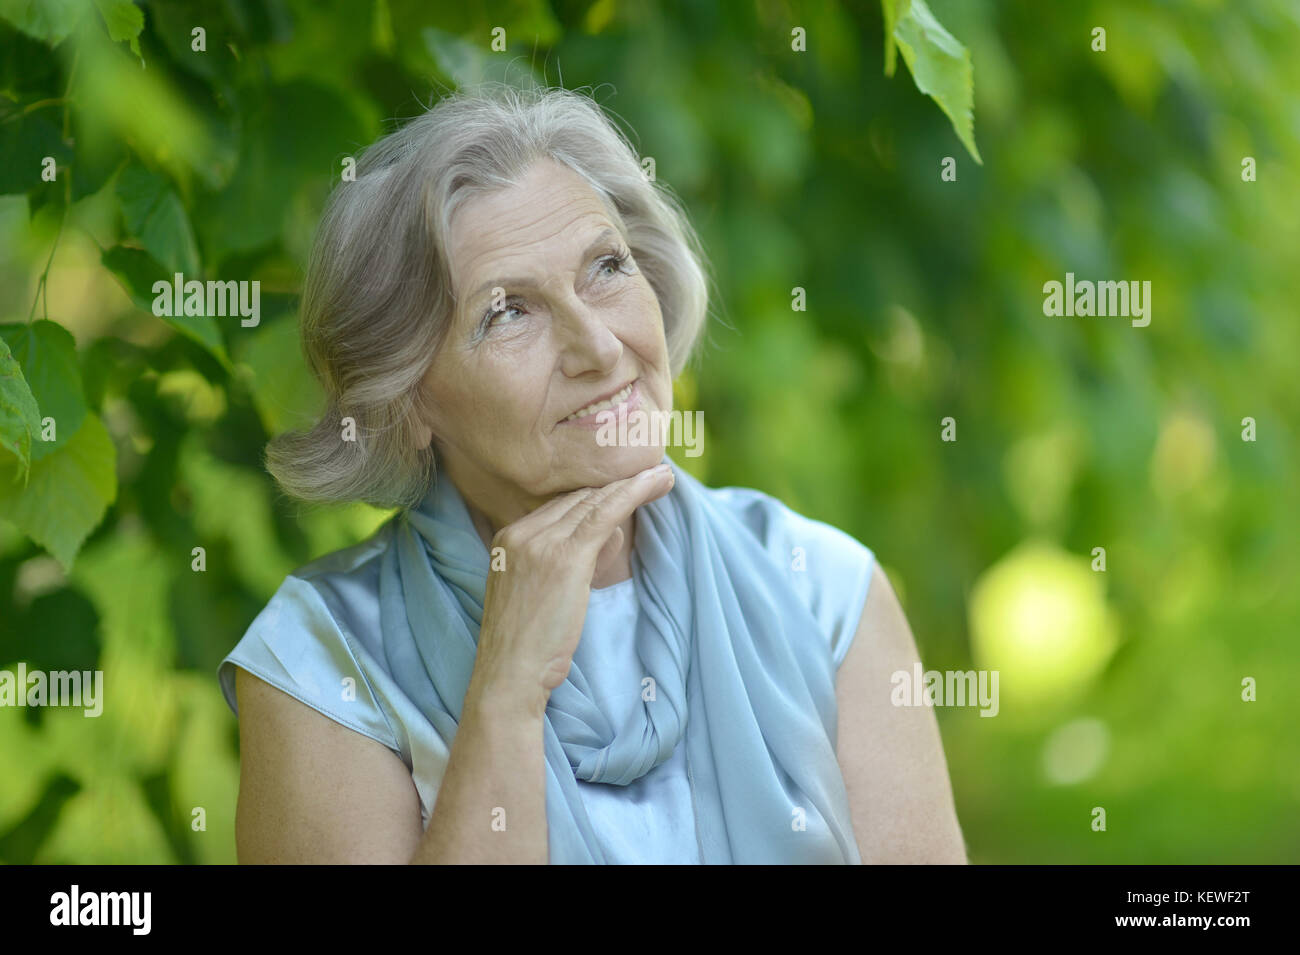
[561,379,637,423]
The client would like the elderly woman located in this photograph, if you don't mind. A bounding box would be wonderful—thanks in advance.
[217,83,966,864]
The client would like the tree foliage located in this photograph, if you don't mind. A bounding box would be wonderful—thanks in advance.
[0,0,1296,863]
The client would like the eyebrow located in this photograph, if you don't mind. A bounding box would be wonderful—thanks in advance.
[462,227,622,306]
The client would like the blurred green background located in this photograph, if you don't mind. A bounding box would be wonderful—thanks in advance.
[1,0,1296,864]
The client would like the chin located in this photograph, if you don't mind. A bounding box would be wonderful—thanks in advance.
[577,445,666,485]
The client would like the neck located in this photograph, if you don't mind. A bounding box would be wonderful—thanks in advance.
[445,461,636,590]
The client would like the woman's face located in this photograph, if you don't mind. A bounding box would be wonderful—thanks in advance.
[418,157,674,524]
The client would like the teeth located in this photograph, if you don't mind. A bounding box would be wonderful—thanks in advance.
[565,381,634,421]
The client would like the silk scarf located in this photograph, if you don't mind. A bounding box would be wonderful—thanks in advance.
[378,455,861,864]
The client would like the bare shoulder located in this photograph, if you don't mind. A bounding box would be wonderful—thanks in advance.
[834,563,969,863]
[233,665,423,864]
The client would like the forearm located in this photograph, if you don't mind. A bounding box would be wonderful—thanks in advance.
[408,675,549,864]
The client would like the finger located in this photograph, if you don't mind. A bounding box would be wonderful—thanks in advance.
[568,463,673,547]
[552,463,666,536]
[495,476,607,541]
[509,459,666,532]
[493,464,661,545]
[510,483,595,529]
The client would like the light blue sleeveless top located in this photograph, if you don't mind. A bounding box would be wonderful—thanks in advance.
[217,483,875,863]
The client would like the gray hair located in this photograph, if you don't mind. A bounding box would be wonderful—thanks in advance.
[265,82,712,510]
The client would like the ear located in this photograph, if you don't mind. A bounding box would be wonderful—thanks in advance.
[407,394,436,450]
[410,370,439,450]
[412,422,434,450]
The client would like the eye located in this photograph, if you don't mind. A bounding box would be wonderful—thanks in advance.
[597,249,632,278]
[475,249,632,340]
[480,300,527,331]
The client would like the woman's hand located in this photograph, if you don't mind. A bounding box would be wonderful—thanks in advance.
[466,462,675,721]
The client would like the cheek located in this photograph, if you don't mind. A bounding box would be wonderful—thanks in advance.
[471,358,551,431]
[425,357,502,440]
[621,282,667,352]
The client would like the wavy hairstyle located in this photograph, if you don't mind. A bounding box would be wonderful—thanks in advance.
[266,82,712,509]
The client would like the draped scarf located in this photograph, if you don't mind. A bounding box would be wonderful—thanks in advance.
[378,456,861,864]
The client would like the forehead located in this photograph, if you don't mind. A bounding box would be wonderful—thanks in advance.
[447,158,617,295]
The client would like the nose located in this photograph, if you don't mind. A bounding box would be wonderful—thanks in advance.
[552,287,622,378]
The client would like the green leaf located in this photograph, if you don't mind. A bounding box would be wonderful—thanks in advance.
[70,14,214,191]
[422,26,495,88]
[194,81,369,260]
[0,19,63,95]
[0,320,87,462]
[887,0,981,164]
[0,586,102,671]
[78,335,146,409]
[115,164,201,276]
[0,412,117,570]
[67,110,129,202]
[0,333,41,473]
[179,432,296,597]
[92,0,143,61]
[0,0,88,46]
[0,111,72,197]
[235,315,323,435]
[881,0,911,77]
[100,245,231,367]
